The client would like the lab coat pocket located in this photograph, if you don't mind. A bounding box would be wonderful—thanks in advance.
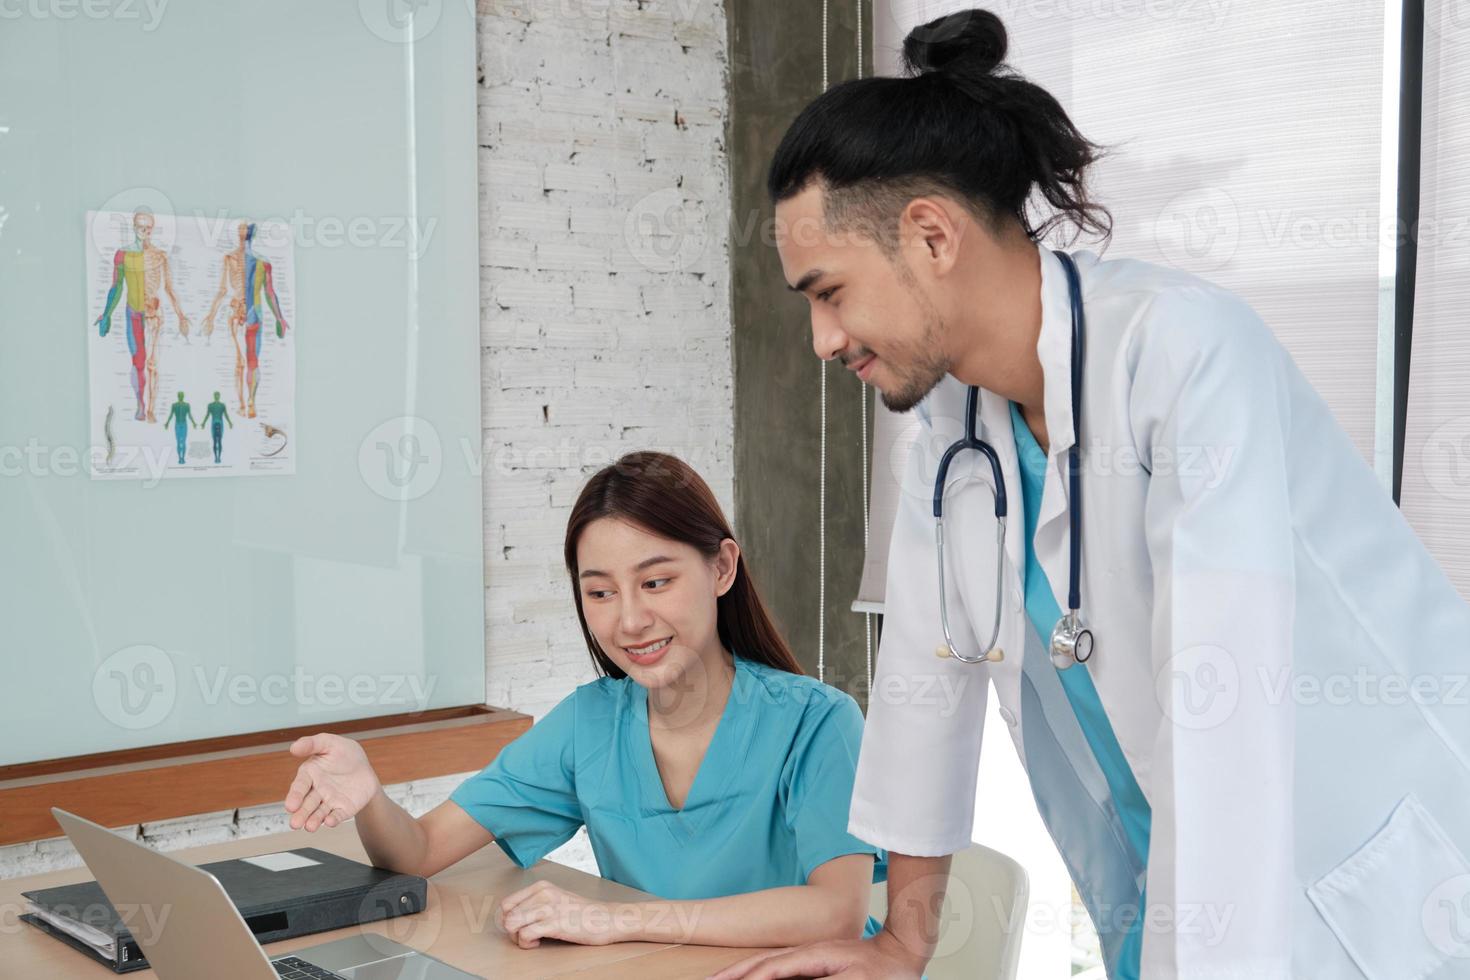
[1306,792,1470,980]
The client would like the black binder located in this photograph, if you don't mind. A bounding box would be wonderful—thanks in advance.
[21,847,428,973]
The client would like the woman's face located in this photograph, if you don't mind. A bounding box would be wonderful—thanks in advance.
[574,517,738,695]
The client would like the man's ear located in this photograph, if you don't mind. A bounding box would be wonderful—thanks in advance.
[714,538,740,597]
[899,196,967,277]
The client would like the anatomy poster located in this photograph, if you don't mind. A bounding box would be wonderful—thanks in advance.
[85,208,297,480]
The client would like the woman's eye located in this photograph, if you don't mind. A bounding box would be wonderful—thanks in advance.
[645,578,671,590]
[817,287,837,303]
[586,589,612,600]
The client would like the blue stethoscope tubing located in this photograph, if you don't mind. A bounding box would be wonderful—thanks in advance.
[933,250,1095,670]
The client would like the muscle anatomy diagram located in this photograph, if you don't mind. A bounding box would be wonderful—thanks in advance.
[203,221,291,419]
[87,208,297,480]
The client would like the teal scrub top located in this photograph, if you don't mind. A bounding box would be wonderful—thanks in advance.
[450,654,887,937]
[1011,402,1152,979]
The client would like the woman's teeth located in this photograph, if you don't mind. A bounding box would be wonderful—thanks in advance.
[627,638,670,658]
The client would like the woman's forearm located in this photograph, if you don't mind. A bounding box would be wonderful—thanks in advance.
[614,884,862,948]
[354,785,430,876]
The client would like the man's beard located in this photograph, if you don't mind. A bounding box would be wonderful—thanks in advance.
[878,313,950,414]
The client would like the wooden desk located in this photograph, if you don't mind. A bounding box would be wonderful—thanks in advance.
[0,822,773,978]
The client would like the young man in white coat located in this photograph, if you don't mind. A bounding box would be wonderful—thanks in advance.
[716,8,1470,980]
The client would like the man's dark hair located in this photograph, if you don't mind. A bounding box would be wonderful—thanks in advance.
[767,8,1112,250]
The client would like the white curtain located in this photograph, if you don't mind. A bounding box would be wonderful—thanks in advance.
[1400,1,1470,599]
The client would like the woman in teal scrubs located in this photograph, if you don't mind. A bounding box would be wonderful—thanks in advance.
[282,451,886,951]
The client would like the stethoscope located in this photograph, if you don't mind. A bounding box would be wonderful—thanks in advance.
[933,250,1095,671]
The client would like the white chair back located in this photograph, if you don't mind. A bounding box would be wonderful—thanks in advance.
[868,843,1029,980]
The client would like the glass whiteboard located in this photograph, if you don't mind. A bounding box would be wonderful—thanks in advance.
[0,1,485,765]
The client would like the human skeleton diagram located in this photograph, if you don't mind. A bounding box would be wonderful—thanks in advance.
[93,208,191,422]
[203,220,290,419]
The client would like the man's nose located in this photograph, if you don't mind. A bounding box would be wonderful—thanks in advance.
[811,308,847,363]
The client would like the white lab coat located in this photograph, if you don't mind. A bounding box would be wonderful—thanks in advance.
[850,242,1470,980]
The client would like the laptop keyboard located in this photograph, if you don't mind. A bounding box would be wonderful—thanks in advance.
[271,954,350,979]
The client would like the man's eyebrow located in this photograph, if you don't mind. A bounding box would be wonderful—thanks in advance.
[789,269,826,294]
[578,555,676,579]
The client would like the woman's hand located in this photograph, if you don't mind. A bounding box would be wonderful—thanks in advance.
[284,733,382,832]
[497,880,632,949]
[707,929,927,979]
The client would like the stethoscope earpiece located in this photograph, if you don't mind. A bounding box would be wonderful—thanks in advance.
[935,643,1004,663]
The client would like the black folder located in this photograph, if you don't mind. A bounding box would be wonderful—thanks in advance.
[21,847,428,973]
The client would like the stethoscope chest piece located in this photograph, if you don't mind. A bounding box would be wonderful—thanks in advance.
[1049,610,1094,670]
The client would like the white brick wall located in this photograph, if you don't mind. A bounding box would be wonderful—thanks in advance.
[0,0,730,882]
[477,0,734,726]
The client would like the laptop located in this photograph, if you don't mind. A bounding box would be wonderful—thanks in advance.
[51,807,483,980]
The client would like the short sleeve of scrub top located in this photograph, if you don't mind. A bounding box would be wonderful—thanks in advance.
[782,693,889,885]
[449,689,583,869]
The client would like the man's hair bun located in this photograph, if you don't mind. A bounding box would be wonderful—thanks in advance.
[902,9,1008,79]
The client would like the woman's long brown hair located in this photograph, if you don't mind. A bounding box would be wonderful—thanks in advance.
[563,451,804,680]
